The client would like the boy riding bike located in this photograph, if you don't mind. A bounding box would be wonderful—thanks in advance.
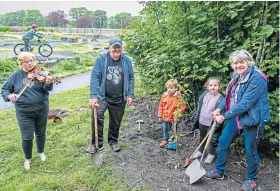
[22,24,43,52]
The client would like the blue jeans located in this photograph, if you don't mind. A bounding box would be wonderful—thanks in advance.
[162,121,172,140]
[215,119,262,180]
[23,38,30,52]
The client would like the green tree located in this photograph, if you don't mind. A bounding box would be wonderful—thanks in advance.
[107,16,119,29]
[115,12,133,28]
[92,10,107,28]
[0,10,26,26]
[22,10,45,26]
[69,7,89,27]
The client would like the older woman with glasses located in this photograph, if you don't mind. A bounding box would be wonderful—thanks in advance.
[204,50,270,191]
[1,52,53,170]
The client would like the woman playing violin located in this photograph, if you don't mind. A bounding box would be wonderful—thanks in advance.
[1,52,53,170]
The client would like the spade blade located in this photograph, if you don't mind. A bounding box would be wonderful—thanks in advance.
[185,159,206,184]
[91,151,104,166]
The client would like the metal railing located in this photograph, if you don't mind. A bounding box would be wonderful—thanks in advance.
[47,27,122,37]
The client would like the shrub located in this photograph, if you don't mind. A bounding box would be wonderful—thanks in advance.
[11,26,26,32]
[0,58,19,83]
[0,26,12,32]
[39,27,47,32]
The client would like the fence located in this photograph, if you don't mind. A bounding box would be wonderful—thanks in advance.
[47,27,122,37]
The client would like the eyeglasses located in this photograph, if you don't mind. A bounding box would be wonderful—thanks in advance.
[21,59,34,64]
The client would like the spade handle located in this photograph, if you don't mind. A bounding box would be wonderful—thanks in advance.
[94,106,99,149]
[199,121,217,164]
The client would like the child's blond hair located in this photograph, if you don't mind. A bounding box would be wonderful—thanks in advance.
[204,77,222,92]
[165,79,178,88]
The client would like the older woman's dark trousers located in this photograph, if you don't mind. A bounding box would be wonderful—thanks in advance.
[91,99,126,147]
[215,119,262,180]
[16,107,49,159]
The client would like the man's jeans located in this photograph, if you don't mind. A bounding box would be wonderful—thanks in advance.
[162,121,173,140]
[215,119,262,180]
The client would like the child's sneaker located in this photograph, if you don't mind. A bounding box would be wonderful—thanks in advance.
[242,180,257,191]
[204,170,224,179]
[24,159,31,170]
[205,153,215,164]
[38,153,47,162]
[160,140,168,148]
[193,150,202,159]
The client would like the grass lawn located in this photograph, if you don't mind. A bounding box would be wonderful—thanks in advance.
[54,44,94,53]
[0,71,147,191]
[0,50,12,53]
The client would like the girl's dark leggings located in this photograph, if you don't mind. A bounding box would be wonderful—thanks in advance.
[198,123,222,154]
[16,107,49,159]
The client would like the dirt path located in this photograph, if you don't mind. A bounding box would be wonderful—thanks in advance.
[106,97,279,191]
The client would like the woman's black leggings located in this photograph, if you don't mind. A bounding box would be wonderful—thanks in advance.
[16,107,49,159]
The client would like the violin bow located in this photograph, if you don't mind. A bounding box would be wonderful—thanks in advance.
[16,56,49,101]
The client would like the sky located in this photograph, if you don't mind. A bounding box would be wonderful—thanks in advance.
[0,1,144,17]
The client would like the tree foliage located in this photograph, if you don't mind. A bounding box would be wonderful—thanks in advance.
[76,15,92,28]
[46,10,68,27]
[23,10,45,26]
[0,7,134,29]
[121,1,279,155]
[91,10,107,28]
[0,10,45,26]
[115,12,133,28]
[69,7,88,22]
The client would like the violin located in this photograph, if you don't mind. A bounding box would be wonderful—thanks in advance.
[16,57,61,102]
[28,66,61,84]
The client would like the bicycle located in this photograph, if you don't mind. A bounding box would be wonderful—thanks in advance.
[14,37,53,57]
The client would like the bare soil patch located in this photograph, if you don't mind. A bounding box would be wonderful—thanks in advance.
[107,96,279,191]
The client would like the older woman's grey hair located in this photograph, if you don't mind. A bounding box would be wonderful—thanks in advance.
[229,50,255,66]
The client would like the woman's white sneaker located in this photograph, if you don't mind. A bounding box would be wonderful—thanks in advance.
[38,153,46,162]
[24,159,31,170]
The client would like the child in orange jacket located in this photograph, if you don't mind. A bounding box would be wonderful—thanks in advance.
[158,79,187,148]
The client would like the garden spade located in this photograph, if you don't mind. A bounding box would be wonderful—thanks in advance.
[183,130,211,167]
[185,121,217,184]
[91,106,104,166]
